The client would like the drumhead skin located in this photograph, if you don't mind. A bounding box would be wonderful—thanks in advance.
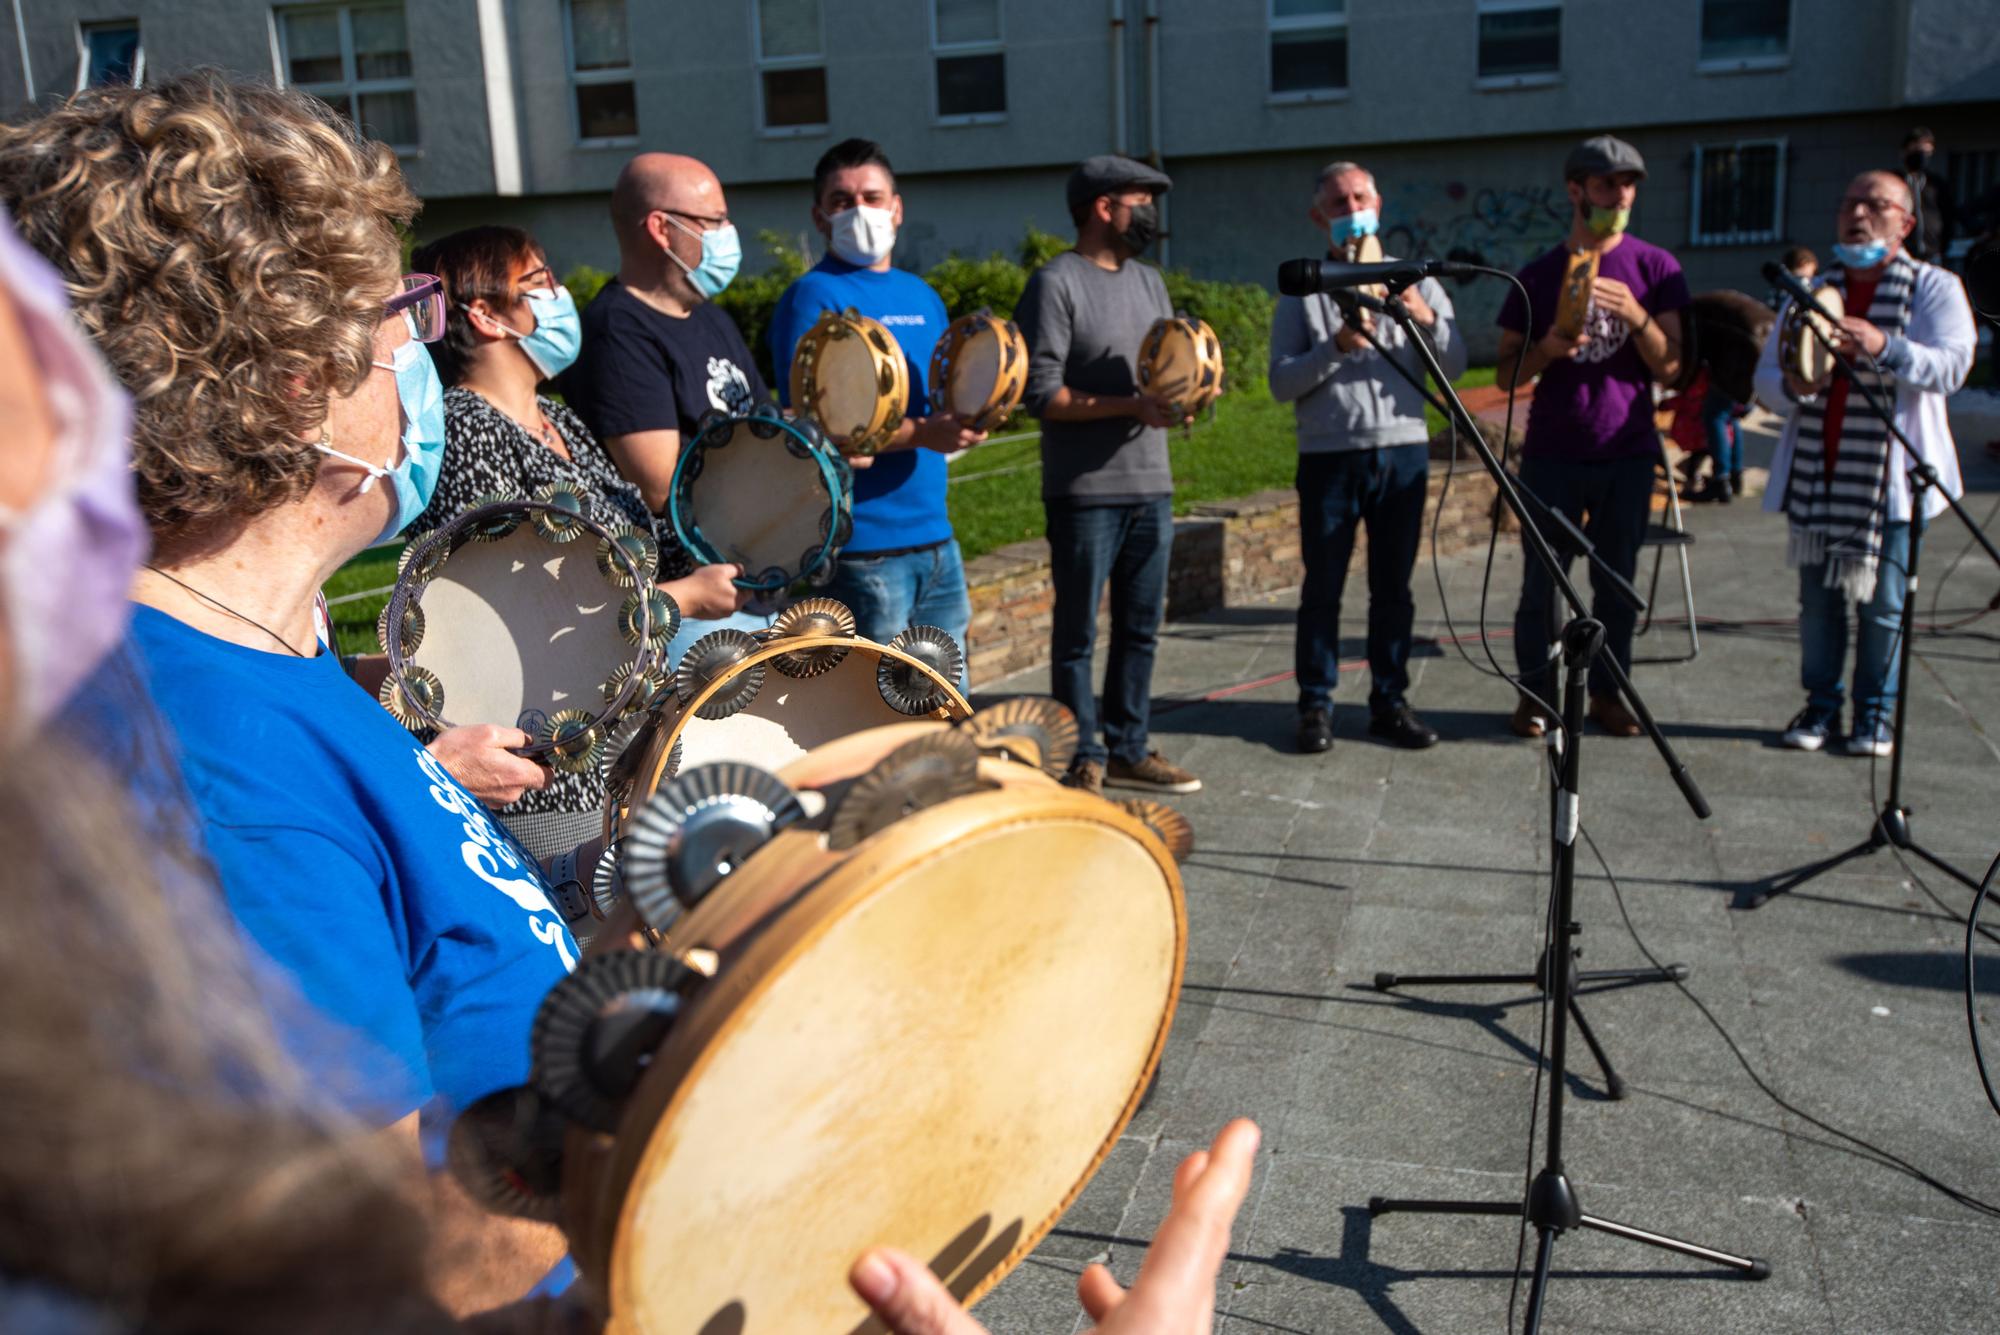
[1554,248,1600,340]
[790,309,909,456]
[1138,315,1225,420]
[668,410,852,593]
[1779,285,1845,390]
[930,312,1029,432]
[583,772,1186,1332]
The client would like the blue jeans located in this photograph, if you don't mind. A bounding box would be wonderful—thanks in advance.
[1512,453,1658,699]
[1295,444,1430,714]
[1047,499,1173,767]
[1703,406,1740,476]
[1798,520,1909,732]
[819,539,972,687]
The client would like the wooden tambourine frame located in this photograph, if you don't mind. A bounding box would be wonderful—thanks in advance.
[928,310,1029,433]
[789,308,910,456]
[1345,231,1388,299]
[1137,313,1225,421]
[1778,285,1845,392]
[666,408,853,594]
[1554,247,1600,341]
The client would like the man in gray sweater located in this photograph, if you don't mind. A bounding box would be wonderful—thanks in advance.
[1016,155,1199,796]
[1270,161,1465,754]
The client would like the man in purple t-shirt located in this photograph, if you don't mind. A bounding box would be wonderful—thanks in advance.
[1496,134,1690,739]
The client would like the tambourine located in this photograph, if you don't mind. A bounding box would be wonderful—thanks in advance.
[600,601,973,845]
[1137,312,1224,421]
[928,309,1029,432]
[1553,247,1600,341]
[377,487,679,778]
[789,307,909,456]
[1778,283,1845,392]
[1345,232,1388,299]
[449,701,1193,1332]
[667,406,853,594]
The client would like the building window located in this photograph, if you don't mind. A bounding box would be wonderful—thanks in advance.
[1947,150,2000,242]
[1698,0,1790,68]
[276,4,418,151]
[567,0,637,142]
[755,0,827,134]
[77,21,143,90]
[932,0,1005,122]
[1477,0,1561,84]
[1269,0,1346,99]
[1690,139,1786,246]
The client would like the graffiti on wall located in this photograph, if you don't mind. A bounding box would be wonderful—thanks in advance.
[1381,181,1573,358]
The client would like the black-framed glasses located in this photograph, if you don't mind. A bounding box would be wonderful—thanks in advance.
[385,273,446,343]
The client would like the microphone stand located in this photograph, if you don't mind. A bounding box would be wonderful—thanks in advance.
[1341,281,1767,1331]
[1739,285,2000,909]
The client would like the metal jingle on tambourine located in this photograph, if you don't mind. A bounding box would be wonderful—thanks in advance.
[962,696,1080,778]
[397,537,447,584]
[674,628,766,719]
[591,838,625,918]
[827,730,985,851]
[379,664,444,729]
[445,1083,570,1221]
[1116,797,1195,863]
[528,482,590,543]
[622,762,806,929]
[769,597,856,679]
[596,524,659,590]
[529,949,692,1132]
[602,659,672,716]
[376,598,425,657]
[879,625,964,714]
[538,709,605,776]
[465,492,526,542]
[619,588,680,650]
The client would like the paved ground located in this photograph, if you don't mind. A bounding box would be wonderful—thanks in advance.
[972,411,2000,1334]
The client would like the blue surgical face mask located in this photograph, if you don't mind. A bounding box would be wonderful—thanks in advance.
[484,285,581,378]
[666,215,742,298]
[316,338,446,544]
[1832,238,1891,271]
[1327,207,1379,246]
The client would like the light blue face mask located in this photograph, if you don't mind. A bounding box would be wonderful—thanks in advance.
[1832,238,1891,271]
[486,285,582,378]
[666,216,742,298]
[317,338,446,544]
[1327,207,1380,246]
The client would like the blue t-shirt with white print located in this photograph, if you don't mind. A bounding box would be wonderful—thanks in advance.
[770,255,953,553]
[116,605,577,1124]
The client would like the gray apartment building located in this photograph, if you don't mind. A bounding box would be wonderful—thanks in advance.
[6,1,1998,359]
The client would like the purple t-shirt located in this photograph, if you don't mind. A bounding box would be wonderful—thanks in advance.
[1497,236,1690,462]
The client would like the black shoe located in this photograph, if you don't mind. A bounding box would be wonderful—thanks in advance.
[1369,703,1440,750]
[1297,708,1333,753]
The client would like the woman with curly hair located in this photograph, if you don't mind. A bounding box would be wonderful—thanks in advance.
[3,72,574,1309]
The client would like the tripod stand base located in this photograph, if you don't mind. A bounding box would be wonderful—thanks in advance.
[1366,1189,1771,1279]
[1740,803,1981,909]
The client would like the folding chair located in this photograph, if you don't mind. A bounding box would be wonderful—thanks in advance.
[1634,449,1699,663]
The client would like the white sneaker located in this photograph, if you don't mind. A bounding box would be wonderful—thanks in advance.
[1779,708,1834,752]
[1841,725,1893,758]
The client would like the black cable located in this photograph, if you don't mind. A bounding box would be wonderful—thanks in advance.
[1967,851,2000,1122]
[1924,491,2000,631]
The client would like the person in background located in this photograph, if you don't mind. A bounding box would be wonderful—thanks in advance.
[768,138,982,655]
[1758,170,1974,757]
[1900,126,1955,264]
[1269,160,1464,755]
[1495,134,1689,740]
[559,152,762,662]
[1016,155,1200,797]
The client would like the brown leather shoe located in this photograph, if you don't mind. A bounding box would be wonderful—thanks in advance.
[1062,758,1105,796]
[1510,698,1552,738]
[1105,751,1202,794]
[1588,693,1642,737]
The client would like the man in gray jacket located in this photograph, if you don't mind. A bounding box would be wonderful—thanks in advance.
[1271,161,1465,754]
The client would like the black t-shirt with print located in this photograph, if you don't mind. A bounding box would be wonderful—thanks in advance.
[560,280,768,443]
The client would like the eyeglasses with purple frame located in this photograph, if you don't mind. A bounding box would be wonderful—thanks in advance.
[385,273,446,343]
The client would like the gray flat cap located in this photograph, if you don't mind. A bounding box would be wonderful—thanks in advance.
[1067,154,1173,214]
[1565,134,1646,181]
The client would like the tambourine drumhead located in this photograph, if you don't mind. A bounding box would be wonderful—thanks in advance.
[1780,286,1845,388]
[582,767,1185,1332]
[1554,248,1599,340]
[931,313,1028,431]
[791,311,909,455]
[1138,316,1224,418]
[672,414,849,592]
[1347,233,1386,297]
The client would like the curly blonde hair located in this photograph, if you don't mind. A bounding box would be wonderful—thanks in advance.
[0,71,418,539]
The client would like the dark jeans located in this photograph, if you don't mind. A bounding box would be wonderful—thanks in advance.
[1703,404,1741,476]
[1047,498,1174,766]
[1294,444,1430,713]
[1512,453,1658,699]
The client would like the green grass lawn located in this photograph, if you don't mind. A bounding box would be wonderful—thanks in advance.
[326,370,1498,656]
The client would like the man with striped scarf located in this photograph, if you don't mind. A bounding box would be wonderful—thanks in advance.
[1755,170,1975,757]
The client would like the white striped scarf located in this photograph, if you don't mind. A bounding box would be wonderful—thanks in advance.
[1782,253,1915,603]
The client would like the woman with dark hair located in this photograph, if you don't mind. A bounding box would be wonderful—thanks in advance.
[405,225,749,859]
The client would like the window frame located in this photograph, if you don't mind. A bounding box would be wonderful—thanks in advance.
[1688,136,1788,248]
[750,0,829,139]
[564,0,640,147]
[1266,0,1349,105]
[929,0,1007,127]
[1694,0,1793,75]
[1473,0,1562,91]
[75,18,145,92]
[271,2,421,155]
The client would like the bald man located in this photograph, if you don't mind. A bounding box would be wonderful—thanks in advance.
[1756,168,1974,757]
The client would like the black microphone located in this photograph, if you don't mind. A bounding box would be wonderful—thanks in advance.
[1277,256,1479,296]
[1761,260,1819,312]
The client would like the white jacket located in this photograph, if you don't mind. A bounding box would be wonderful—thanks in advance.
[1754,257,1974,522]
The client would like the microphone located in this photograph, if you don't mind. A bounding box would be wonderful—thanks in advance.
[1761,260,1820,312]
[1277,256,1479,297]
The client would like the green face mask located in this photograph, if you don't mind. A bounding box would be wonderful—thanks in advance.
[1584,203,1630,237]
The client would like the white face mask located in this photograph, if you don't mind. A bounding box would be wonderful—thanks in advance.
[828,205,897,267]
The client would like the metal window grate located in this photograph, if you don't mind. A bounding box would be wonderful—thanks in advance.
[1690,139,1785,247]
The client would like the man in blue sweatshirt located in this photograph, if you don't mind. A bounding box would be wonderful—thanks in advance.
[1270,161,1465,754]
[770,139,983,658]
